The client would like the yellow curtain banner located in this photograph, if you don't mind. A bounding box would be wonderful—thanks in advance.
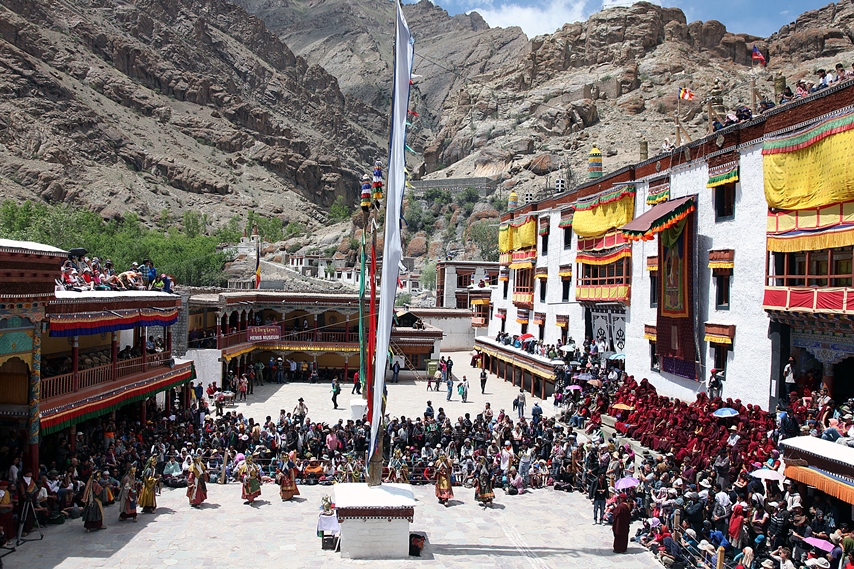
[516,218,536,248]
[498,225,512,253]
[764,128,854,210]
[573,194,636,237]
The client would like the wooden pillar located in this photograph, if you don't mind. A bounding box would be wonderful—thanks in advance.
[541,373,546,400]
[27,326,41,474]
[111,332,118,381]
[166,326,172,352]
[823,362,835,398]
[71,335,79,392]
[344,356,349,385]
[313,312,319,342]
[215,312,222,338]
[345,314,350,341]
[69,423,77,452]
[141,326,148,372]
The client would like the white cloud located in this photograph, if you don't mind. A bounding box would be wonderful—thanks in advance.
[467,0,593,37]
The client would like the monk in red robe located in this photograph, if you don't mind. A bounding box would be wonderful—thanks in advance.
[612,492,632,553]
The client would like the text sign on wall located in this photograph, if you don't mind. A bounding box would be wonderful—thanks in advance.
[247,326,281,342]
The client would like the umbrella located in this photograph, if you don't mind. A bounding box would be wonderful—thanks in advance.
[518,333,534,342]
[68,247,87,258]
[612,403,635,411]
[750,469,785,482]
[559,345,574,353]
[566,385,583,391]
[803,537,834,552]
[575,373,593,381]
[615,477,640,490]
[587,379,602,388]
[608,353,626,361]
[712,408,739,418]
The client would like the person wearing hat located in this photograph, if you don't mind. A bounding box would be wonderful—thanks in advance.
[783,356,796,396]
[293,398,308,427]
[81,473,107,533]
[612,491,632,553]
[118,465,138,522]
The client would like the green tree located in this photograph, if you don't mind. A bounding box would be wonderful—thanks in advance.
[182,211,204,238]
[395,292,412,306]
[421,261,437,291]
[467,219,499,261]
[329,195,351,222]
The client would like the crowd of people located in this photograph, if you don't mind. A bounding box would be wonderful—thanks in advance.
[3,339,854,568]
[58,253,173,293]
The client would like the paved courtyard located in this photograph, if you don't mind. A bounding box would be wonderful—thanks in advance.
[9,352,657,569]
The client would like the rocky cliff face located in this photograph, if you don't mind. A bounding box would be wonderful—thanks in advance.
[413,1,854,205]
[0,0,385,227]
[231,0,528,129]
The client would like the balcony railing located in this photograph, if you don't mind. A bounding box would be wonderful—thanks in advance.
[117,356,144,379]
[576,283,631,303]
[218,330,247,349]
[471,316,488,327]
[42,373,73,400]
[78,364,113,390]
[42,351,172,400]
[763,286,854,314]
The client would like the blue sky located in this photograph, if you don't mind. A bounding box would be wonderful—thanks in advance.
[413,0,835,39]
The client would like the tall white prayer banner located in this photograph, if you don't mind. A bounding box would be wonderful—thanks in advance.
[369,0,413,461]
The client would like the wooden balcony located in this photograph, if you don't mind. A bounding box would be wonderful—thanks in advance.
[471,316,488,327]
[42,351,172,401]
[763,286,854,314]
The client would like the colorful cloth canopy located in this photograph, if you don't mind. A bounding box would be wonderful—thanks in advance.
[766,199,854,252]
[763,110,854,210]
[621,196,695,242]
[706,161,739,188]
[572,186,636,238]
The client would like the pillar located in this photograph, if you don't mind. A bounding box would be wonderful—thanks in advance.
[141,326,148,372]
[111,332,118,381]
[345,314,350,341]
[314,313,319,342]
[823,362,835,397]
[69,423,77,452]
[344,356,349,384]
[71,335,79,392]
[27,326,41,474]
[166,326,172,352]
[223,312,230,335]
[215,312,222,338]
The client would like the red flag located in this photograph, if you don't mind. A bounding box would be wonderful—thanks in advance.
[752,46,766,65]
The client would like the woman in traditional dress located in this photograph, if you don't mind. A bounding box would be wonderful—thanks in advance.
[118,465,138,522]
[434,453,454,505]
[387,448,409,483]
[473,457,494,507]
[187,456,208,508]
[138,456,158,514]
[82,474,106,532]
[276,451,300,501]
[239,454,262,504]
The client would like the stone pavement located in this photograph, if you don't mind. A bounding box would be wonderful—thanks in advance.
[220,350,558,427]
[10,476,656,569]
[9,352,657,568]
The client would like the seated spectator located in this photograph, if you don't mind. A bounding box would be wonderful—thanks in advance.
[812,69,830,92]
[780,87,795,104]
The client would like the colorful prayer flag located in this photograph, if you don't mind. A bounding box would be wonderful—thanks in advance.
[752,45,766,65]
[679,87,695,101]
[255,238,261,289]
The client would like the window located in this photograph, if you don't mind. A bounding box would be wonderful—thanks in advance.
[513,268,534,305]
[503,280,509,299]
[541,230,549,256]
[564,227,572,249]
[579,257,631,288]
[714,183,735,221]
[500,317,506,333]
[768,248,854,288]
[489,273,499,286]
[561,280,571,302]
[713,344,731,373]
[538,323,545,341]
[539,278,547,302]
[649,273,659,308]
[520,323,528,335]
[650,342,659,372]
[457,272,472,288]
[715,274,730,310]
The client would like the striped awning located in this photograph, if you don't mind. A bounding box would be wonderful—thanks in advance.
[535,267,548,280]
[578,230,627,252]
[49,308,179,337]
[575,244,631,266]
[646,256,659,271]
[704,323,735,345]
[471,298,490,305]
[558,265,573,278]
[516,308,529,324]
[707,161,739,188]
[644,324,657,342]
[533,312,545,325]
[559,209,574,228]
[704,334,732,345]
[647,180,670,206]
[555,314,569,327]
[539,217,550,236]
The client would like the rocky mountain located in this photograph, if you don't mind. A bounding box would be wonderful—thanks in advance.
[0,0,386,228]
[231,0,527,133]
[418,1,854,203]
